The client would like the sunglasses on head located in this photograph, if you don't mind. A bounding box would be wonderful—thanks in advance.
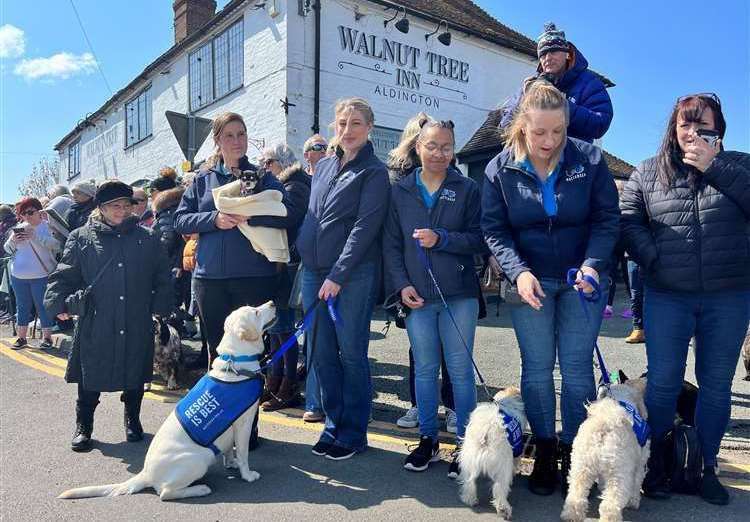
[677,92,721,106]
[305,143,327,153]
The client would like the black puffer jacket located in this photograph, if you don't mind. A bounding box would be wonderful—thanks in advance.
[152,186,186,270]
[44,215,172,391]
[65,198,97,231]
[620,151,750,293]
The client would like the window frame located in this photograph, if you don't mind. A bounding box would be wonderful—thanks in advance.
[124,84,153,150]
[188,18,244,113]
[67,139,81,181]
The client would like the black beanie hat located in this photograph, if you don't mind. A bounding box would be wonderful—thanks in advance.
[95,180,134,206]
[149,175,177,192]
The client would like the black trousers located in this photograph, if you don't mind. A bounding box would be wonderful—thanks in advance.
[76,383,144,410]
[193,275,279,363]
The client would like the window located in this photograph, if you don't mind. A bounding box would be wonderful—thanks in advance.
[189,19,244,111]
[125,86,152,148]
[67,139,81,180]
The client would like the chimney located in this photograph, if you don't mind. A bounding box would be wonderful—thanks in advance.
[173,0,217,44]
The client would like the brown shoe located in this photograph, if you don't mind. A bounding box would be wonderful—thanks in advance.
[262,378,300,411]
[261,375,282,404]
[625,329,645,344]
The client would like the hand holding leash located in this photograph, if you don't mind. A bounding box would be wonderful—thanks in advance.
[318,279,341,300]
[400,285,424,309]
[412,228,439,248]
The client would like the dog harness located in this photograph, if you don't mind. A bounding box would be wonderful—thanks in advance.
[618,400,650,447]
[175,374,262,455]
[499,408,524,458]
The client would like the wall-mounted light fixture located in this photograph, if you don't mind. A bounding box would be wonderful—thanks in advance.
[384,6,409,34]
[353,5,366,21]
[425,20,451,46]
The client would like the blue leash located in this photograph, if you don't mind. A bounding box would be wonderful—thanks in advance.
[260,297,339,373]
[565,268,610,386]
[414,239,492,400]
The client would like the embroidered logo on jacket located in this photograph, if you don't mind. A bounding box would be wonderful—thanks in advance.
[565,164,586,182]
[440,189,456,202]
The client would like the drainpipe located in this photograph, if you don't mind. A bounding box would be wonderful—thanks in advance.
[312,0,321,134]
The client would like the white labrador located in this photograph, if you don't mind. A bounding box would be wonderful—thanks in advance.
[58,301,276,501]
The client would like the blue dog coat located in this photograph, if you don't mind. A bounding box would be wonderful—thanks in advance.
[619,400,650,447]
[500,408,524,458]
[176,374,262,455]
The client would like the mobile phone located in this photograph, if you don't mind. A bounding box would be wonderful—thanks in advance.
[697,129,720,148]
[12,227,26,234]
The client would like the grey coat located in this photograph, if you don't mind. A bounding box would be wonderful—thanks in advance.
[44,215,173,391]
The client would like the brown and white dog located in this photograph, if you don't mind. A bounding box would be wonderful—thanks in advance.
[58,302,276,501]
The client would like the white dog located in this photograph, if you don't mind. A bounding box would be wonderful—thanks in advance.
[561,377,650,522]
[458,387,527,519]
[58,302,276,501]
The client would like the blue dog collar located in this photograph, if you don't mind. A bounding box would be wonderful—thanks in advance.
[218,353,260,363]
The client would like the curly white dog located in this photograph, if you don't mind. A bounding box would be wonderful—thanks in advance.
[458,387,526,519]
[561,377,650,522]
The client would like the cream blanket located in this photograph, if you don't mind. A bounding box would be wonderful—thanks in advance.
[212,180,290,263]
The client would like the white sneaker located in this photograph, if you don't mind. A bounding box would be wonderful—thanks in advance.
[445,408,457,434]
[396,406,419,428]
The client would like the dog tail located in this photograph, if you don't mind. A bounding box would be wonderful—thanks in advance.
[58,474,149,499]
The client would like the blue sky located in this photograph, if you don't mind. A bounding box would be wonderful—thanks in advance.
[1,0,748,202]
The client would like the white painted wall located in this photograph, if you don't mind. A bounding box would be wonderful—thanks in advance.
[58,0,537,184]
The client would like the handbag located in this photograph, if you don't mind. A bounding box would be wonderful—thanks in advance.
[65,257,114,318]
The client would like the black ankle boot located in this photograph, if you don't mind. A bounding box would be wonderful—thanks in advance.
[700,466,729,505]
[643,435,671,499]
[529,437,558,496]
[559,441,572,497]
[123,396,144,442]
[71,403,95,452]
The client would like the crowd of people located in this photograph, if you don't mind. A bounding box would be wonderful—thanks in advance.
[2,21,749,509]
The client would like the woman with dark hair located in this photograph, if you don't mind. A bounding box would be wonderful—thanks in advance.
[621,93,750,505]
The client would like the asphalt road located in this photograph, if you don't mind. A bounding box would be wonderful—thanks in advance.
[1,291,749,521]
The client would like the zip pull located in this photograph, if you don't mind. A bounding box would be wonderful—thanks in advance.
[547,218,553,235]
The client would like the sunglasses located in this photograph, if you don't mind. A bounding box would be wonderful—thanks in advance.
[21,209,39,216]
[133,198,147,203]
[305,143,327,153]
[677,92,721,106]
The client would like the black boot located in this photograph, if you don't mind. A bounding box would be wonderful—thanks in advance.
[122,393,144,442]
[642,434,671,499]
[529,437,558,496]
[71,403,95,452]
[700,466,729,505]
[559,441,573,497]
[248,409,260,451]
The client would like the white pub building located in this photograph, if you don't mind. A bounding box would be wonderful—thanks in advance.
[55,0,632,186]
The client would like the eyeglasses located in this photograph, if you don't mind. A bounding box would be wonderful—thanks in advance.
[133,198,147,203]
[420,142,454,157]
[262,159,278,167]
[21,209,38,216]
[305,143,327,153]
[677,93,721,106]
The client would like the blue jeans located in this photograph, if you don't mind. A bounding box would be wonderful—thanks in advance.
[304,337,323,414]
[10,275,53,329]
[406,298,478,439]
[644,286,750,466]
[301,263,379,451]
[510,278,607,443]
[627,260,643,329]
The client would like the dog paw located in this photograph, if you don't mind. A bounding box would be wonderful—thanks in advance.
[560,502,586,522]
[241,470,260,483]
[167,378,178,390]
[459,492,478,507]
[495,503,512,520]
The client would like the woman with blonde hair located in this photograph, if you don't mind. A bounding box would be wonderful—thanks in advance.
[482,81,620,495]
[174,112,290,368]
[296,97,390,460]
[386,112,429,181]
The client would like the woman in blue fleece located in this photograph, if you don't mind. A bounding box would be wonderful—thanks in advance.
[482,81,620,496]
[296,98,390,461]
[383,119,484,478]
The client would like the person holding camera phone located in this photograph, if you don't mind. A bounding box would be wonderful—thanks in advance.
[4,197,60,350]
[621,93,750,505]
[482,81,620,496]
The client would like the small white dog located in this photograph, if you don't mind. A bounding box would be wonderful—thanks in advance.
[58,302,276,501]
[458,387,527,519]
[561,377,650,522]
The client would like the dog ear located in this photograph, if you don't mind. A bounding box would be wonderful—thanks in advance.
[619,370,628,383]
[239,323,260,342]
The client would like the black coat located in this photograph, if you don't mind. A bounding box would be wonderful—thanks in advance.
[65,199,97,231]
[44,216,173,391]
[620,151,750,293]
[152,186,186,270]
